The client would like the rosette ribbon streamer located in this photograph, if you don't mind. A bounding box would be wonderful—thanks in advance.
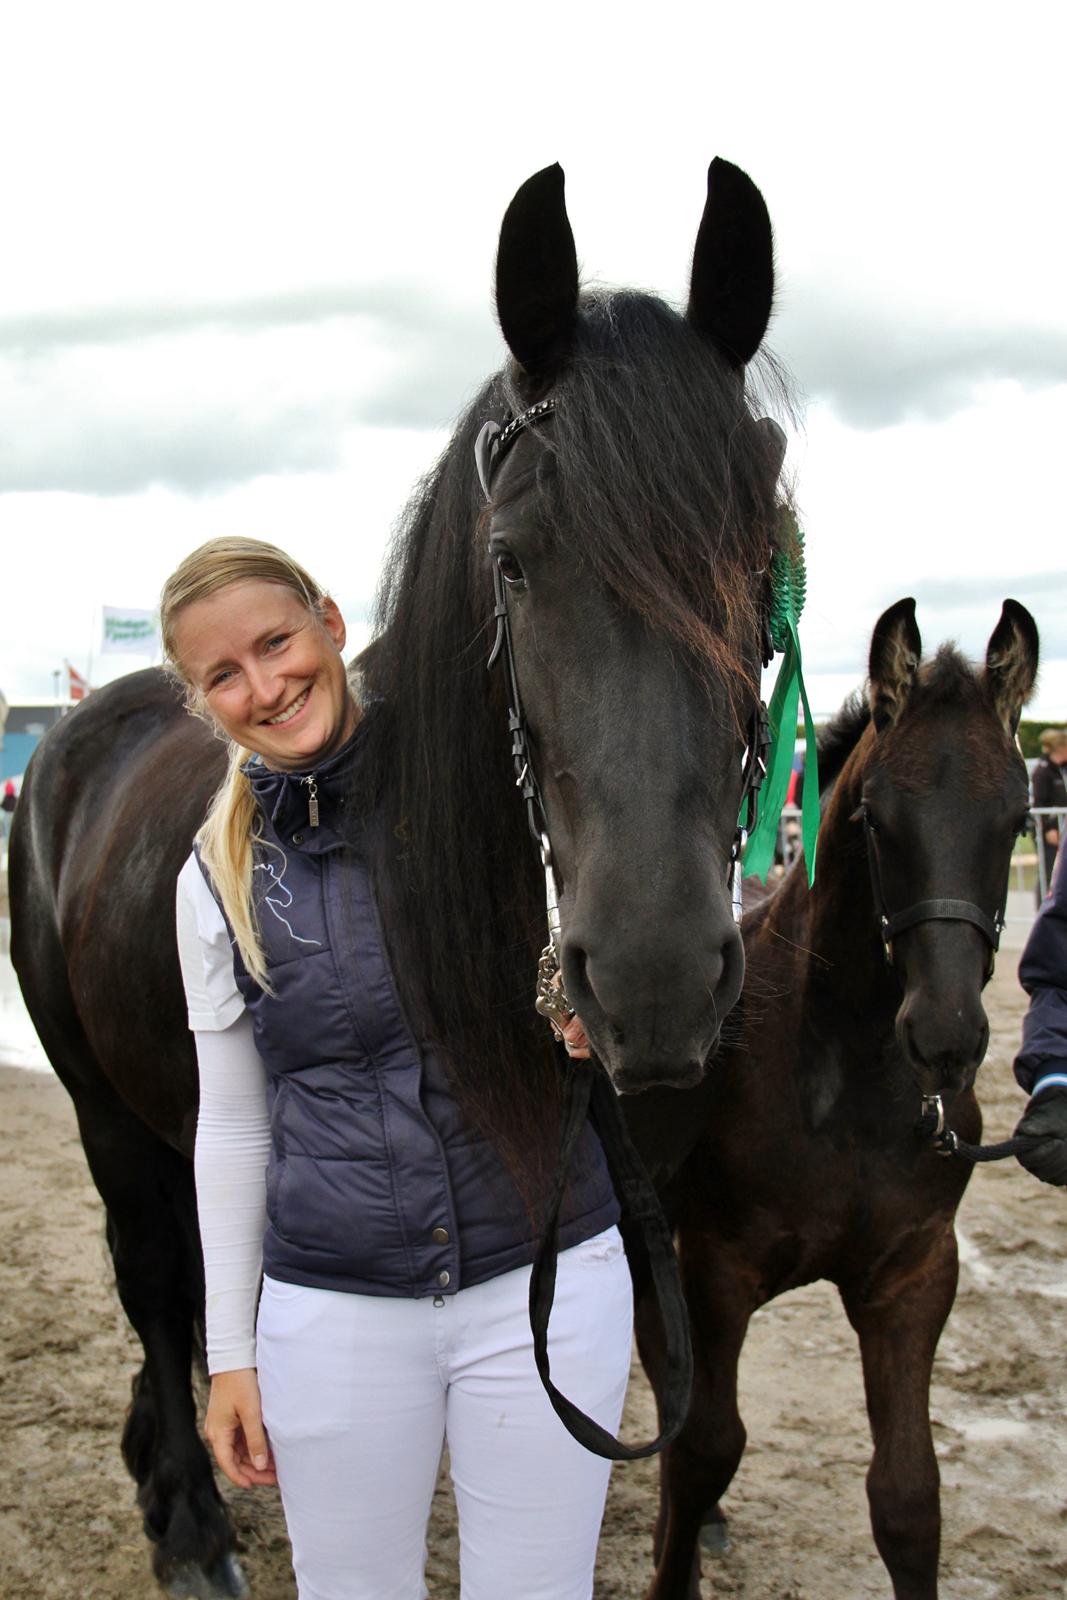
[743,517,820,886]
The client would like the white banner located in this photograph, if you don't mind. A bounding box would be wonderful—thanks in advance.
[101,606,160,655]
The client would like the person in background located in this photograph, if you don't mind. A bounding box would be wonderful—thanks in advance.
[1,779,16,839]
[1030,727,1067,902]
[1012,842,1067,1186]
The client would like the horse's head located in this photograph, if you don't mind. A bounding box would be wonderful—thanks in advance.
[844,597,1037,1099]
[485,162,788,1093]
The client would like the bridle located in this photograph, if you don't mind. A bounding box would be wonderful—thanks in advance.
[477,398,772,1029]
[473,396,773,1461]
[855,802,1007,983]
[854,800,1021,1165]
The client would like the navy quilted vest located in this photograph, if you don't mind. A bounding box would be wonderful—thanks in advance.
[199,724,618,1299]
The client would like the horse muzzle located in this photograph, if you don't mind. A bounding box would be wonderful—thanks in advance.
[561,914,744,1095]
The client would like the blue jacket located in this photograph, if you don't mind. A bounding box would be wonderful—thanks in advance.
[199,725,618,1299]
[1014,850,1067,1095]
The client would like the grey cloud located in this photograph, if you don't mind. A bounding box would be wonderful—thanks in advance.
[0,284,492,358]
[773,294,1067,428]
[0,288,506,495]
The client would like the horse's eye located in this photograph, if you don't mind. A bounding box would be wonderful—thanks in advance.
[496,551,526,587]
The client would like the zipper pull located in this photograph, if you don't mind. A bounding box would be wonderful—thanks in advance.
[303,775,320,828]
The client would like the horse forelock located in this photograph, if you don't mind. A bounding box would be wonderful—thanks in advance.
[842,646,1019,801]
[502,289,792,720]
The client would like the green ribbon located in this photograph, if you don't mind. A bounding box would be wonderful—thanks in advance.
[742,523,820,887]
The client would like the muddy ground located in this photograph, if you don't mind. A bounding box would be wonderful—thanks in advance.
[1,960,1064,1599]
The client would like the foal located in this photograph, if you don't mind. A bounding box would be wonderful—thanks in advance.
[639,597,1038,1600]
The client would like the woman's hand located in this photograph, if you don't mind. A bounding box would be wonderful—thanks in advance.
[204,1368,278,1488]
[561,1010,591,1059]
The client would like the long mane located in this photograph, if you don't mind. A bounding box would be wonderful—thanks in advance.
[352,289,790,1190]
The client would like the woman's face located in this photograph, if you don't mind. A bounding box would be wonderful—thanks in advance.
[171,579,358,770]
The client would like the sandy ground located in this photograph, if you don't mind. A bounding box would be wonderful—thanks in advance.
[1,959,1065,1600]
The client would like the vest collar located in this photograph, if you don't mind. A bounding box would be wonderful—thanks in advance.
[242,714,369,851]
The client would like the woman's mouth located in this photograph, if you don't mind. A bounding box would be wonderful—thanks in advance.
[264,687,310,727]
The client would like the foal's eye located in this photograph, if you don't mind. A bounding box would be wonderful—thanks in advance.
[496,551,526,588]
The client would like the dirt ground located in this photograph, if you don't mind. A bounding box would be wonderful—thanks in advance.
[0,960,1064,1600]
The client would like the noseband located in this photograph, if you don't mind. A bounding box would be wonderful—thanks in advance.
[856,803,1006,981]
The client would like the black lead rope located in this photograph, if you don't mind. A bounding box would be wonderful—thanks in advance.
[528,1064,693,1460]
[915,1097,1036,1165]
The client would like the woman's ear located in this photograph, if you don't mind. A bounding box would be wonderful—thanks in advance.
[321,597,347,652]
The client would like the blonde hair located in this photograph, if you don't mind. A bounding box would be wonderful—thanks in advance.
[161,536,334,988]
[1039,727,1067,755]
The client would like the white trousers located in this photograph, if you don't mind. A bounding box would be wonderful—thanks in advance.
[256,1225,633,1600]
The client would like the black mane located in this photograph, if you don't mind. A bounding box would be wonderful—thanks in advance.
[817,692,872,793]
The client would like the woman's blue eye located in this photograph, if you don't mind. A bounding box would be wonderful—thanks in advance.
[266,634,288,650]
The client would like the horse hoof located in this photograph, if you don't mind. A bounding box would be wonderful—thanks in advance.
[163,1553,249,1599]
[698,1511,731,1556]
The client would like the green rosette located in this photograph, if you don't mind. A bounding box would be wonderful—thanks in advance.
[742,515,819,887]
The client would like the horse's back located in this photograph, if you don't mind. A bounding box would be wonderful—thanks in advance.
[10,669,225,1149]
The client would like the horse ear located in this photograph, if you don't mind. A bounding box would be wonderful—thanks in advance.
[687,157,774,368]
[495,164,579,380]
[983,599,1039,734]
[869,599,921,732]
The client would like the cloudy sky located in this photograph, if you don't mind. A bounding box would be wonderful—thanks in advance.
[2,2,1065,720]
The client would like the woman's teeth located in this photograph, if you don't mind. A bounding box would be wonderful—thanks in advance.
[265,688,309,726]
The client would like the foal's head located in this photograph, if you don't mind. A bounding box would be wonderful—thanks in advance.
[841,598,1037,1097]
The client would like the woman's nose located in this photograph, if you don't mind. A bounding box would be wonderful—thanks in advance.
[246,661,285,708]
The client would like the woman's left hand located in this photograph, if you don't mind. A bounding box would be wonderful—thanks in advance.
[560,1010,591,1060]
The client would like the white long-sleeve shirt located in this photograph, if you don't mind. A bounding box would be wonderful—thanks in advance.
[176,854,270,1373]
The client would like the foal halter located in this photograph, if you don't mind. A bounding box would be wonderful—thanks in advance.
[856,803,1007,981]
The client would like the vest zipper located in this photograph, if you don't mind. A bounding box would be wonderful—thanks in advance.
[303,775,320,828]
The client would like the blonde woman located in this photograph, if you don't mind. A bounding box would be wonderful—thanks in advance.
[163,536,630,1600]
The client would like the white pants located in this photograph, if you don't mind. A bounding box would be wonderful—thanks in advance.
[256,1226,633,1600]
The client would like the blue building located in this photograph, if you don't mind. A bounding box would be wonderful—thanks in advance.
[0,699,74,785]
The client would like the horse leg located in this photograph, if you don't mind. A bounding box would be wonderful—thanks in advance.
[68,1080,246,1598]
[637,1241,753,1600]
[839,1241,959,1600]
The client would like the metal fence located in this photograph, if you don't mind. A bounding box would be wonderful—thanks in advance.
[772,805,1066,920]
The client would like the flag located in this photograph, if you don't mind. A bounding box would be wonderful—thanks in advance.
[66,662,90,702]
[101,606,159,655]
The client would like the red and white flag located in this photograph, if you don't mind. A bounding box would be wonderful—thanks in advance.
[67,662,90,702]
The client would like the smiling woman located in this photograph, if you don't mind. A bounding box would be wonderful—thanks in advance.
[156,531,630,1600]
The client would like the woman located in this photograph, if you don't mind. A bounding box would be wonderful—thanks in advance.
[162,535,631,1600]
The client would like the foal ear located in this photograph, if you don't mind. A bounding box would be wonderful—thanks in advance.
[687,157,775,368]
[983,599,1039,733]
[869,598,922,732]
[495,164,579,381]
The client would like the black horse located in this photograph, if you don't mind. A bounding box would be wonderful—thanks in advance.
[635,598,1038,1600]
[11,159,790,1595]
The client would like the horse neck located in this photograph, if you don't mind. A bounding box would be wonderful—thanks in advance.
[792,755,900,1037]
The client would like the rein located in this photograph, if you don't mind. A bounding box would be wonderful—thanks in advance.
[479,398,692,1457]
[477,396,776,1459]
